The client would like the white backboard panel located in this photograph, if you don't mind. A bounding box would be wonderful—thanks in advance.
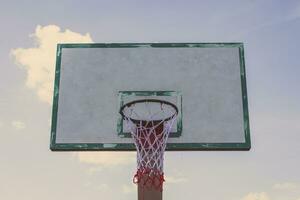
[50,43,250,151]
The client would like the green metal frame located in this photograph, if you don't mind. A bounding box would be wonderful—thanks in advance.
[50,43,251,151]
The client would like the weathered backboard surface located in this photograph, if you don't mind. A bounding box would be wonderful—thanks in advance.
[50,43,250,151]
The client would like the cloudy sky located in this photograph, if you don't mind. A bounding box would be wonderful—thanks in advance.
[1,1,300,200]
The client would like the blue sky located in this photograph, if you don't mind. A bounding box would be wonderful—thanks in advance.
[1,1,300,200]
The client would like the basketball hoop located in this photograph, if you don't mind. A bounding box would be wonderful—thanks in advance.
[120,99,178,191]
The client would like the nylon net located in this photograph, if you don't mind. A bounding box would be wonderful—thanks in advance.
[120,99,178,191]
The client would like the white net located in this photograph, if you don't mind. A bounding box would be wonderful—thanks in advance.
[120,99,178,190]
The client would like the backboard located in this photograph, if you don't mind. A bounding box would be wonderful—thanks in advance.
[50,43,250,151]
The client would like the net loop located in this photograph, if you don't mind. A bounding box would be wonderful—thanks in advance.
[120,99,178,191]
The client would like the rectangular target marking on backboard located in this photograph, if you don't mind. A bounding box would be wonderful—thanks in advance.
[117,91,182,138]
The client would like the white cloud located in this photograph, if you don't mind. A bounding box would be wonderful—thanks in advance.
[11,120,26,130]
[165,169,188,184]
[273,182,299,191]
[86,166,104,175]
[84,182,110,192]
[241,192,270,200]
[95,183,110,192]
[75,152,135,167]
[166,176,188,184]
[122,184,136,194]
[11,25,93,104]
